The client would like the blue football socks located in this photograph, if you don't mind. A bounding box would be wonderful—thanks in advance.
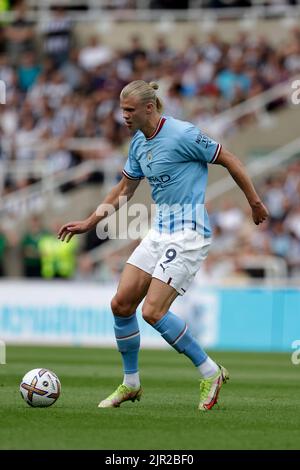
[153,310,207,366]
[114,313,140,374]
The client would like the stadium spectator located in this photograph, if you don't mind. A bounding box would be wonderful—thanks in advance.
[4,1,36,64]
[21,216,48,278]
[39,223,78,279]
[125,35,147,69]
[262,175,290,221]
[41,5,72,67]
[0,223,18,276]
[14,112,43,161]
[78,35,114,71]
[0,25,5,54]
[59,48,84,90]
[0,53,15,91]
[269,220,292,259]
[214,198,245,233]
[215,58,251,103]
[285,205,300,240]
[286,230,300,277]
[163,81,185,119]
[149,35,176,66]
[0,228,7,276]
[17,51,41,92]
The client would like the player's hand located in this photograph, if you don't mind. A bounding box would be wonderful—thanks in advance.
[57,220,90,243]
[251,201,269,225]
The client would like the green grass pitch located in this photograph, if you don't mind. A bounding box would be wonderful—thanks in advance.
[0,346,299,450]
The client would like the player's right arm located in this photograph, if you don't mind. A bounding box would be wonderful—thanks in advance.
[58,176,140,242]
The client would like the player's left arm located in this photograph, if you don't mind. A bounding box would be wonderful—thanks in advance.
[214,147,269,225]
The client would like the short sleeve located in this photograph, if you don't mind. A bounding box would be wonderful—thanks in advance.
[179,125,222,164]
[122,141,144,180]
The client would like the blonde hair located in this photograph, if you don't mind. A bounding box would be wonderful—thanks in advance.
[120,80,163,113]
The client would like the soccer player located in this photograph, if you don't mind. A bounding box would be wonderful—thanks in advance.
[58,80,269,410]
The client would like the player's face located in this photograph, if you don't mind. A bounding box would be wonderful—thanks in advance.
[120,95,150,132]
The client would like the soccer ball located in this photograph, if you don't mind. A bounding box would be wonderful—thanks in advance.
[20,368,61,407]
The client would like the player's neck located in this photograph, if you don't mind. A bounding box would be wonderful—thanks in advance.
[140,113,162,139]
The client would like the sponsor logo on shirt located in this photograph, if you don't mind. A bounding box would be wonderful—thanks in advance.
[148,175,171,185]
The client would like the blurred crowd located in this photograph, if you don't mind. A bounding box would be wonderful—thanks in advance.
[0,159,299,281]
[204,159,300,281]
[1,2,300,194]
[0,1,299,281]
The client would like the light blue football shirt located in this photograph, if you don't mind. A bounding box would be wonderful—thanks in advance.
[123,115,221,238]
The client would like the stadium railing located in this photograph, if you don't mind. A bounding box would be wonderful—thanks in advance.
[206,137,300,201]
[205,75,299,140]
[2,1,300,21]
[0,158,115,223]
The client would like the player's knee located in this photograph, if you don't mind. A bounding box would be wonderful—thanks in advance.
[142,301,165,325]
[111,296,134,317]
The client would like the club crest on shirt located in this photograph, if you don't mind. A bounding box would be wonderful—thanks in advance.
[147,151,153,161]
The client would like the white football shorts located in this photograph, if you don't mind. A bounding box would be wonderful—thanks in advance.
[126,228,211,295]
